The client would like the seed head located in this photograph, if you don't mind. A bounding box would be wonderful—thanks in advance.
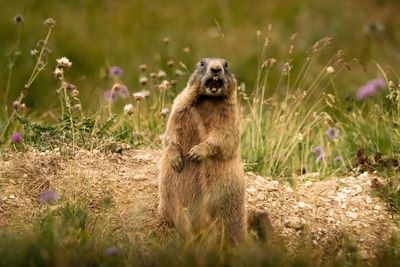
[73,104,81,112]
[13,15,24,23]
[167,60,174,68]
[139,76,148,85]
[326,66,335,74]
[133,90,150,101]
[56,57,72,69]
[30,49,38,56]
[71,89,79,98]
[124,104,134,115]
[183,47,190,54]
[163,37,170,44]
[159,80,171,90]
[157,70,166,79]
[175,69,184,77]
[139,64,147,72]
[43,18,57,28]
[54,68,63,79]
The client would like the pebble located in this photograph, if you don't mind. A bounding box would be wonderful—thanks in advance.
[284,216,305,230]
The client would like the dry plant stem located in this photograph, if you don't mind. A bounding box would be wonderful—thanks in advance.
[0,28,52,142]
[4,22,23,116]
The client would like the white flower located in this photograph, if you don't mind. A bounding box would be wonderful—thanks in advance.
[133,90,150,101]
[157,70,166,79]
[161,108,170,117]
[159,80,171,90]
[139,77,148,85]
[56,57,72,68]
[54,67,63,78]
[124,104,134,115]
[326,66,334,74]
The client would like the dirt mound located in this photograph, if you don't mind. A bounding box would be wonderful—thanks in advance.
[1,148,399,257]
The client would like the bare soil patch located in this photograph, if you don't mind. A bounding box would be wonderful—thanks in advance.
[1,148,399,258]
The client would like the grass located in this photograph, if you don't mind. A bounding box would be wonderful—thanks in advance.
[1,1,400,266]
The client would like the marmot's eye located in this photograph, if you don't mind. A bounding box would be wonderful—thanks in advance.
[200,61,205,67]
[224,62,228,68]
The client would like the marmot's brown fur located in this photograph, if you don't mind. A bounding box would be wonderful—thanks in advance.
[158,58,246,245]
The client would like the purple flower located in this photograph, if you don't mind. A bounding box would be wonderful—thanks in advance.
[316,153,325,162]
[38,190,57,204]
[312,147,323,154]
[356,78,386,100]
[118,85,130,98]
[327,127,340,139]
[12,101,19,110]
[104,247,122,256]
[11,133,22,143]
[334,156,343,161]
[67,83,76,90]
[109,66,123,78]
[104,90,117,102]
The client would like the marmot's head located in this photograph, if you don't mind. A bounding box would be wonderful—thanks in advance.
[188,58,236,97]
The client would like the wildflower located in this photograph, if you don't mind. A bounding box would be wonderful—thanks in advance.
[13,15,24,23]
[56,57,72,69]
[326,66,334,74]
[109,66,123,78]
[170,80,176,86]
[282,62,292,75]
[167,60,174,68]
[327,127,340,139]
[363,20,385,34]
[67,83,76,90]
[118,85,130,98]
[73,104,81,112]
[175,70,184,77]
[316,153,325,162]
[356,78,386,100]
[44,18,57,28]
[163,37,170,44]
[20,103,27,111]
[133,90,150,101]
[312,147,323,154]
[54,68,63,79]
[11,133,22,143]
[159,80,171,91]
[150,72,157,80]
[38,190,57,204]
[41,132,50,137]
[183,47,190,54]
[104,247,122,256]
[157,70,166,79]
[334,156,343,161]
[139,64,147,72]
[30,49,38,55]
[124,104,134,115]
[12,101,20,110]
[71,89,79,98]
[104,90,117,102]
[161,108,170,117]
[139,77,148,85]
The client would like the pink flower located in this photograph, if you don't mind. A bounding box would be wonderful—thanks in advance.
[11,133,22,143]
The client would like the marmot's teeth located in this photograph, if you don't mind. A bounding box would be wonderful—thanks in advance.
[213,76,218,81]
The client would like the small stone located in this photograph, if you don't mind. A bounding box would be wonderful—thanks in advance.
[346,211,358,220]
[284,216,305,230]
[8,195,16,199]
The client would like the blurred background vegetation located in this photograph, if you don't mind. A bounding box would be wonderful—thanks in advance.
[1,0,400,115]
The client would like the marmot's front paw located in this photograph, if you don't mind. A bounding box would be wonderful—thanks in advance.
[171,153,184,172]
[187,144,207,161]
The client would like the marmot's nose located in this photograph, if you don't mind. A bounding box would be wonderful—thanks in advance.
[211,66,222,74]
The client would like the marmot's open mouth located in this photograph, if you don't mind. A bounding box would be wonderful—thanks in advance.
[205,77,223,93]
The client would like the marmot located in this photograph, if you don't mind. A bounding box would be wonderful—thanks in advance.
[158,57,246,245]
